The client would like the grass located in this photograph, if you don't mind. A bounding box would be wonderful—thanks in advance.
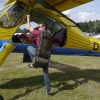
[0,53,100,100]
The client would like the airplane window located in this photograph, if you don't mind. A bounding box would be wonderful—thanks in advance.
[0,2,27,28]
[53,23,62,33]
[0,3,12,15]
[53,22,67,47]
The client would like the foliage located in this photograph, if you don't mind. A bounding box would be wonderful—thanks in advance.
[77,20,100,34]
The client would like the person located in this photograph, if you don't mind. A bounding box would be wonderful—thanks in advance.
[26,15,52,96]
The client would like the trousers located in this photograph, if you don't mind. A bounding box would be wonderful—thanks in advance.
[27,46,51,92]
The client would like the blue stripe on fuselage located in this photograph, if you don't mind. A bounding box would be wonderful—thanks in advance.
[1,40,100,56]
[13,43,100,56]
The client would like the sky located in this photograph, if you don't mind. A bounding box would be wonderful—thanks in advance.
[62,0,100,22]
[0,0,7,9]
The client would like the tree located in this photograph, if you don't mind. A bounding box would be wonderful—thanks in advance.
[77,20,100,34]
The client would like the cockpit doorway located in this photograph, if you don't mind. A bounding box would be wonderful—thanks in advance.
[12,10,67,47]
[10,0,67,47]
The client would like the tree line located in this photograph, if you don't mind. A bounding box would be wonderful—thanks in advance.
[77,20,100,34]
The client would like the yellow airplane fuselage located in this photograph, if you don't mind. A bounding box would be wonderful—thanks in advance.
[0,0,100,65]
[0,0,99,52]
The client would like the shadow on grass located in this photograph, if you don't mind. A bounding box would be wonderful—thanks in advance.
[50,61,100,95]
[10,86,43,100]
[0,75,44,89]
[0,75,44,100]
[0,61,100,98]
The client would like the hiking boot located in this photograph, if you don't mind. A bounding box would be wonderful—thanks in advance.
[46,91,51,96]
[28,64,34,68]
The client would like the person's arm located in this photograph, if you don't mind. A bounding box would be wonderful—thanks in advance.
[27,15,34,32]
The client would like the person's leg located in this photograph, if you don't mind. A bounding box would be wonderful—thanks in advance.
[0,95,4,100]
[27,46,36,62]
[27,46,36,68]
[43,66,51,95]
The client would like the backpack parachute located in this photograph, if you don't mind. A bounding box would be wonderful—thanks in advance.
[33,29,53,68]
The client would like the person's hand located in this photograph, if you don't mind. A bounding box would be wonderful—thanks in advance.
[27,15,30,22]
[27,15,30,19]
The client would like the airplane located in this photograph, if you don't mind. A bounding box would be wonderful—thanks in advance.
[0,0,100,66]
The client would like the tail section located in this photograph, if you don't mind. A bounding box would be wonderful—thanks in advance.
[0,43,15,65]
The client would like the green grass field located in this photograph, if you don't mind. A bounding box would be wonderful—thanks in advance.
[0,53,100,100]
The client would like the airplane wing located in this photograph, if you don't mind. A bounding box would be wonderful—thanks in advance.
[6,0,93,12]
[44,0,93,11]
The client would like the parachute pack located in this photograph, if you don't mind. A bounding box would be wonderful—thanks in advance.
[33,29,53,68]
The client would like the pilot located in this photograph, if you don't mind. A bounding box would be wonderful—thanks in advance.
[27,15,52,96]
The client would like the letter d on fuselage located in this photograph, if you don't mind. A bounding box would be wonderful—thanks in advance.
[93,42,99,50]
